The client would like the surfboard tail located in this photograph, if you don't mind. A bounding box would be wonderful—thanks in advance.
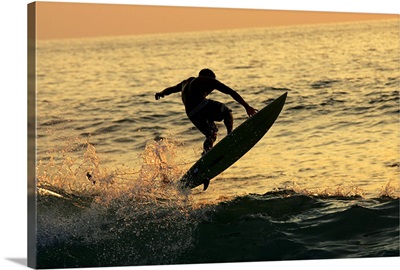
[179,177,190,190]
[179,176,210,191]
[203,179,210,191]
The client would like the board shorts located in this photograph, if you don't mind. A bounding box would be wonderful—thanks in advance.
[188,99,232,138]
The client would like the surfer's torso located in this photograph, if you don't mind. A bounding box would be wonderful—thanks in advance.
[180,76,228,116]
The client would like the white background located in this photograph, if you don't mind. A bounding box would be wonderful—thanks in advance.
[1,0,399,269]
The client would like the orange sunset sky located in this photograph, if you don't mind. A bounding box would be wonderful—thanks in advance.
[33,2,398,40]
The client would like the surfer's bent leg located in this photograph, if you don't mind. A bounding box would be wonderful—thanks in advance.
[203,122,218,153]
[189,113,216,153]
[188,100,231,154]
[203,133,216,153]
[223,108,233,134]
[210,101,233,135]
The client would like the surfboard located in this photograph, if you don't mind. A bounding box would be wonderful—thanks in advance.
[180,92,288,190]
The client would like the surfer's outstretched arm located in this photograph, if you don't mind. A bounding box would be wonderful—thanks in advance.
[155,86,178,100]
[155,84,182,100]
[213,80,258,117]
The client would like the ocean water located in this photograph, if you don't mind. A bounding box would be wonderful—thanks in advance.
[34,19,399,268]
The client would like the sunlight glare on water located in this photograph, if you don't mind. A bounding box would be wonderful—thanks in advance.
[36,19,399,201]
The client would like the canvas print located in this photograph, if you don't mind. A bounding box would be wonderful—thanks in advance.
[28,2,399,269]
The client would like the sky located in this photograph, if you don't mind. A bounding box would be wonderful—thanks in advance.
[33,2,399,40]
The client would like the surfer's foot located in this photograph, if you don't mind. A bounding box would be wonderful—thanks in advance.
[201,148,211,156]
[203,133,216,156]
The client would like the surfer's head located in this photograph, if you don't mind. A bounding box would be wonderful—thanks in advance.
[199,68,216,79]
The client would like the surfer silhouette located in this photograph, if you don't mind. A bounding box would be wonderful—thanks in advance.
[155,68,257,155]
